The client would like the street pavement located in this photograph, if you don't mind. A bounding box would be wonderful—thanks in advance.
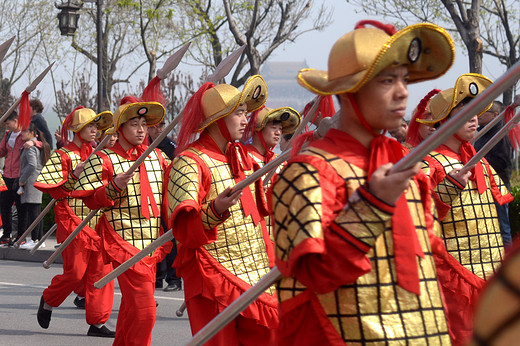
[0,237,192,345]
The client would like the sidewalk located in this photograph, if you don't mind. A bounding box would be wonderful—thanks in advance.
[0,236,63,264]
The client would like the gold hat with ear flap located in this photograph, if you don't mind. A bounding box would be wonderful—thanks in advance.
[69,108,113,132]
[106,101,165,134]
[198,74,268,131]
[256,107,301,135]
[297,21,455,95]
[417,73,493,125]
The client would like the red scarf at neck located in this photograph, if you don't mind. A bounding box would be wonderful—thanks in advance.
[348,94,425,295]
[217,119,265,226]
[258,131,275,163]
[75,133,94,161]
[112,137,159,220]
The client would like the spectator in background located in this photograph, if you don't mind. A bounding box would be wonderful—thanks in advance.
[474,100,514,246]
[0,112,23,246]
[18,123,51,249]
[388,118,408,143]
[30,99,53,149]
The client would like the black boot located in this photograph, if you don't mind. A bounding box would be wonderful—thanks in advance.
[37,296,52,329]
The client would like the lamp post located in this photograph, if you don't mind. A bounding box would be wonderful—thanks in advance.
[55,0,104,113]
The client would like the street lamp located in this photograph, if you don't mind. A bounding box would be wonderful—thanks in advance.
[55,0,104,112]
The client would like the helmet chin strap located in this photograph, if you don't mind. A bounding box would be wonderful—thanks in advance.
[347,93,386,138]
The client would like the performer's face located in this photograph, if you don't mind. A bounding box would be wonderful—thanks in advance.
[451,102,478,141]
[418,111,436,141]
[260,121,283,148]
[121,116,147,146]
[224,104,248,141]
[79,123,98,142]
[349,65,409,132]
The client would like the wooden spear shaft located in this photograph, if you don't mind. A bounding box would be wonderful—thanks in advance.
[185,56,520,346]
[471,110,505,144]
[43,209,97,268]
[460,107,520,175]
[29,224,57,255]
[13,200,56,248]
[94,230,174,288]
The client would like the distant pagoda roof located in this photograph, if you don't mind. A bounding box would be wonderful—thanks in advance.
[260,61,308,80]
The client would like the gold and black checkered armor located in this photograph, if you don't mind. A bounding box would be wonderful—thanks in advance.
[37,148,99,229]
[274,146,450,345]
[425,151,504,280]
[168,147,274,295]
[74,149,164,251]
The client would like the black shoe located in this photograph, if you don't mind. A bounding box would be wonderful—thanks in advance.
[87,325,116,338]
[37,296,52,329]
[74,296,85,309]
[163,282,182,292]
[155,300,159,307]
[155,280,163,289]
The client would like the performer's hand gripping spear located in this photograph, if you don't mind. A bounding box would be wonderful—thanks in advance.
[43,44,246,269]
[184,57,520,346]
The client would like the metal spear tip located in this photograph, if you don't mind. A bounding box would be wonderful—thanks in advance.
[25,62,55,93]
[0,36,15,63]
[206,44,247,84]
[156,42,192,80]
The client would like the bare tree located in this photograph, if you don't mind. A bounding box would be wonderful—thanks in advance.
[175,0,333,87]
[480,0,519,104]
[346,0,484,73]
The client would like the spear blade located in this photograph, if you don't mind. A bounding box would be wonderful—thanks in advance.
[156,42,191,80]
[0,36,15,63]
[206,45,247,84]
[26,62,55,93]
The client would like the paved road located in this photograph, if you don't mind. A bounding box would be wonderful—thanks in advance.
[0,259,192,345]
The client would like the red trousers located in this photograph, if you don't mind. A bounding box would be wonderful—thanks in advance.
[113,266,156,346]
[186,295,276,346]
[43,236,114,325]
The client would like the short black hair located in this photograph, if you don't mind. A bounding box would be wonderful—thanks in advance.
[4,111,18,122]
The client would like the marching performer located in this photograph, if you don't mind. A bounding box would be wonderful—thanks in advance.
[271,21,456,344]
[418,73,512,280]
[242,105,300,180]
[72,97,172,346]
[34,107,115,337]
[165,76,278,344]
[418,74,514,343]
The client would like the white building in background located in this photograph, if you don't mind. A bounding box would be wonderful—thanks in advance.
[260,61,314,112]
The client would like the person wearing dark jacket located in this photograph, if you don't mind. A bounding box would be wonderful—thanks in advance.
[474,100,514,245]
[30,99,53,149]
